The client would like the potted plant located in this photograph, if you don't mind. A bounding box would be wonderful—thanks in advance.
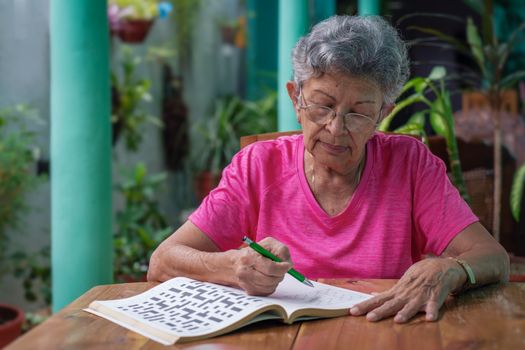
[190,92,277,200]
[379,66,470,202]
[111,47,163,152]
[108,0,172,43]
[400,5,525,240]
[0,104,40,346]
[114,163,173,282]
[218,15,247,48]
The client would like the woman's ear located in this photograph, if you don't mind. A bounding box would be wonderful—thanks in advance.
[286,81,302,123]
[286,81,299,109]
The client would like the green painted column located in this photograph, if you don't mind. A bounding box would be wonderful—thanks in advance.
[313,0,336,25]
[50,0,112,312]
[278,0,309,131]
[246,0,278,101]
[358,0,380,15]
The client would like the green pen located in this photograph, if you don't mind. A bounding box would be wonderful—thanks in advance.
[242,236,314,287]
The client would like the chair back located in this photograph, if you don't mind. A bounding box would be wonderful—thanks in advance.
[240,130,302,149]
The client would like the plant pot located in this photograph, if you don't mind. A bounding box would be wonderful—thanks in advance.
[220,26,236,45]
[0,304,24,348]
[117,19,155,43]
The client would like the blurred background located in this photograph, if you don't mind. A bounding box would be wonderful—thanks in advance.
[0,0,524,340]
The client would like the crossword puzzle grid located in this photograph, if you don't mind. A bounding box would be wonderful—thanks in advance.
[116,281,265,334]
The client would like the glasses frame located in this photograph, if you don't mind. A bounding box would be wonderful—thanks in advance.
[297,86,383,132]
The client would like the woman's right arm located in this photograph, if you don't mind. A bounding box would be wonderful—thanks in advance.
[147,221,292,295]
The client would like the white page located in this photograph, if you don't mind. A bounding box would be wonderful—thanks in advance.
[256,275,372,315]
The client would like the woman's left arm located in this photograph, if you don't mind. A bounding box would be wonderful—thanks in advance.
[350,222,509,323]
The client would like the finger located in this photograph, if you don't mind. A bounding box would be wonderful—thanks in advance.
[237,266,283,296]
[394,296,425,323]
[366,298,406,322]
[350,293,391,316]
[424,290,447,321]
[258,237,291,262]
[253,256,292,277]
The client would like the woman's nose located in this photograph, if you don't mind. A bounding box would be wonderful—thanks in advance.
[325,112,347,135]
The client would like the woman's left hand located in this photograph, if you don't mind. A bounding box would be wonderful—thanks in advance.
[349,258,466,323]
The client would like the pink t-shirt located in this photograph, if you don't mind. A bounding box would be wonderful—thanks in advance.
[189,132,478,279]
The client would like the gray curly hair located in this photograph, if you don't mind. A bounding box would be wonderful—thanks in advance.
[292,15,410,104]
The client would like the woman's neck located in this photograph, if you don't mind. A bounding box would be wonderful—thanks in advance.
[305,151,366,192]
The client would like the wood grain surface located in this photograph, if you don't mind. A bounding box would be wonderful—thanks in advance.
[6,280,525,350]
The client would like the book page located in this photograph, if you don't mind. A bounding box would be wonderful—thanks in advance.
[85,277,276,340]
[258,275,372,316]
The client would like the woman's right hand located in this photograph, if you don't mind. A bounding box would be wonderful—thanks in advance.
[232,237,293,296]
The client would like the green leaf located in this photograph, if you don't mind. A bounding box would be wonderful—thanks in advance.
[406,25,471,56]
[428,66,446,81]
[466,18,485,71]
[378,93,425,131]
[430,110,447,137]
[498,70,525,90]
[511,163,525,222]
[393,123,426,137]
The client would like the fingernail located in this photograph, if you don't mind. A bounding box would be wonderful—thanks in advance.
[350,307,359,315]
[427,313,435,321]
[395,315,405,323]
[367,312,378,321]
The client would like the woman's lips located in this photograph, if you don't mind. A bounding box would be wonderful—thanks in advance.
[319,141,349,154]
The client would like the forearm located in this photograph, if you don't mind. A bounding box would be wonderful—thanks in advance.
[442,242,510,292]
[459,246,508,284]
[148,243,239,287]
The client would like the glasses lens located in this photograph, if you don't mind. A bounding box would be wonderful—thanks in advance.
[305,106,333,124]
[344,113,374,131]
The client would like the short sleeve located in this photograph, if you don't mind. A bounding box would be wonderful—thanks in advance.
[412,144,479,255]
[188,147,260,252]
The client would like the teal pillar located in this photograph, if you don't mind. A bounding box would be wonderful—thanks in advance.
[278,0,309,131]
[313,0,336,24]
[246,0,278,101]
[358,0,380,15]
[50,0,112,312]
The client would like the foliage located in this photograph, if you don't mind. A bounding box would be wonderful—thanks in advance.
[114,163,173,282]
[109,0,162,20]
[112,47,162,151]
[11,246,51,306]
[379,67,470,203]
[510,163,525,222]
[168,0,202,64]
[190,91,277,175]
[0,105,40,279]
[401,9,525,93]
[400,5,525,238]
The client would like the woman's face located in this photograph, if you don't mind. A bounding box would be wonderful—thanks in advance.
[287,73,389,174]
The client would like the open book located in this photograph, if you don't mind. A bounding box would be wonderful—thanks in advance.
[84,274,371,345]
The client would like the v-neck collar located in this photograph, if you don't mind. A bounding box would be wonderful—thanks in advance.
[295,134,373,221]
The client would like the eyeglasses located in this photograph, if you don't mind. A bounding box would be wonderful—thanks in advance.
[297,88,382,132]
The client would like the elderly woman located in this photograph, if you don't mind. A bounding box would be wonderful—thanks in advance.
[148,15,509,323]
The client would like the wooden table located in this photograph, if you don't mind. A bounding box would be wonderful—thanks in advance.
[6,279,525,349]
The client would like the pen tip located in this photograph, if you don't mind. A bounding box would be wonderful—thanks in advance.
[304,279,314,287]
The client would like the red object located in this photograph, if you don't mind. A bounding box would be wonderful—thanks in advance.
[0,304,24,348]
[114,19,154,43]
[194,172,221,202]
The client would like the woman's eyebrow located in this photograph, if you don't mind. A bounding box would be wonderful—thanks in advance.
[310,90,376,105]
[355,100,376,105]
[310,89,336,101]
